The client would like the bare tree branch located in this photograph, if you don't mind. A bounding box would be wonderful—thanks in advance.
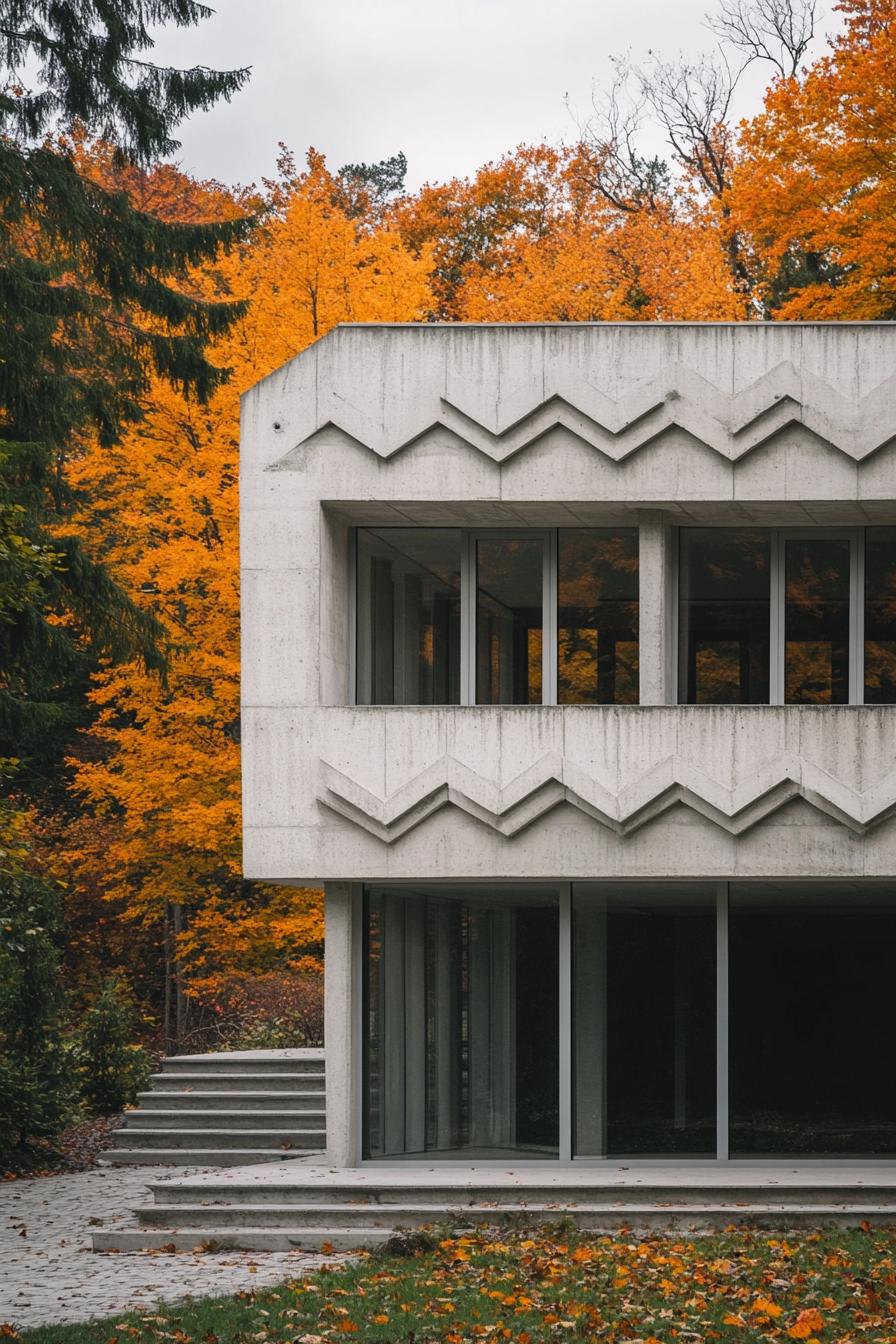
[573,57,671,212]
[707,0,817,78]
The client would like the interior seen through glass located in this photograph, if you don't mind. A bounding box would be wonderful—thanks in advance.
[364,883,896,1160]
[356,528,461,705]
[365,889,559,1159]
[476,537,545,705]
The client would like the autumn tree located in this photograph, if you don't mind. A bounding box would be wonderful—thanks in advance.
[730,0,896,317]
[577,0,819,306]
[58,149,432,1044]
[0,0,250,772]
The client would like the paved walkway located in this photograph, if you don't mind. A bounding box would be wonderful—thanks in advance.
[0,1164,336,1330]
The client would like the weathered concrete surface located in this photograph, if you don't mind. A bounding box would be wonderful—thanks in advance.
[240,323,896,885]
[243,704,896,882]
[0,1165,336,1329]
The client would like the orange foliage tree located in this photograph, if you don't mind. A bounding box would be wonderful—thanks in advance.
[55,148,432,1042]
[729,0,896,317]
[394,144,742,321]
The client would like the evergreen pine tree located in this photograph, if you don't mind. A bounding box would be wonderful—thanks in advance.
[0,1,252,764]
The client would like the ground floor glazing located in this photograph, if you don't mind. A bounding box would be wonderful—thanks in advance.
[362,882,896,1161]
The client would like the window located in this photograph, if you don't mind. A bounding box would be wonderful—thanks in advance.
[865,527,896,704]
[355,527,639,706]
[679,527,896,705]
[355,529,462,706]
[364,880,896,1160]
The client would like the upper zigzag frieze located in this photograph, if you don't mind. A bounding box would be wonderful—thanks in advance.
[271,359,896,467]
[318,753,896,845]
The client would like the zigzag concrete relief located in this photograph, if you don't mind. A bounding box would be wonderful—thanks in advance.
[276,358,896,467]
[318,751,896,845]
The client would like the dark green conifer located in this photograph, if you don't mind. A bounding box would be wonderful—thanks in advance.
[0,1,251,764]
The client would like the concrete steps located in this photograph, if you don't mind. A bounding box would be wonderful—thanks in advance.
[102,1049,326,1167]
[92,1162,896,1251]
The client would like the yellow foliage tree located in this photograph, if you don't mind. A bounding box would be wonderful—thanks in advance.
[730,0,896,318]
[59,149,433,1030]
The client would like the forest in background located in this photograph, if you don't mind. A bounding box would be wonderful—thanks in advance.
[2,0,896,1164]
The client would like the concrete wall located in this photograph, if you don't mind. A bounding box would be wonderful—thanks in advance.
[240,323,896,885]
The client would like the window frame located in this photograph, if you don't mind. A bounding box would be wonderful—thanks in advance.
[352,525,638,708]
[676,524,869,706]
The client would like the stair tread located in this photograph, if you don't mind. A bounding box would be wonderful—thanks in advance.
[120,1126,325,1134]
[135,1200,896,1214]
[128,1110,326,1119]
[102,1149,321,1161]
[139,1091,325,1099]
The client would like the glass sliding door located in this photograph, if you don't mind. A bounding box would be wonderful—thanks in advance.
[729,884,896,1155]
[573,885,717,1157]
[365,881,896,1162]
[364,888,559,1159]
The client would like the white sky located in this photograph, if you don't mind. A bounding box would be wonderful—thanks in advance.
[151,0,836,192]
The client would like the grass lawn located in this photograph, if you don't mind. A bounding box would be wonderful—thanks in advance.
[12,1227,896,1343]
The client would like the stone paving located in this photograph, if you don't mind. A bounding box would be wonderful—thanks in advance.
[0,1164,337,1331]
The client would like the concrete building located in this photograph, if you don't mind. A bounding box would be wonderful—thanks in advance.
[240,321,896,1172]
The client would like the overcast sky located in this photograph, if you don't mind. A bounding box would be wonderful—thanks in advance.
[151,0,835,192]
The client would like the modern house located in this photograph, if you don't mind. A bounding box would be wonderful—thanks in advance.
[240,321,896,1175]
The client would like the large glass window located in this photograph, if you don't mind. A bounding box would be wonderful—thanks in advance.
[784,537,850,704]
[679,529,771,704]
[364,888,559,1159]
[355,527,640,706]
[679,527,896,705]
[558,530,639,705]
[363,882,896,1162]
[574,885,716,1157]
[355,529,462,705]
[730,884,896,1154]
[476,537,545,705]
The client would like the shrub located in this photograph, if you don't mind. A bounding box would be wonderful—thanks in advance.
[0,871,74,1163]
[190,970,324,1051]
[76,978,151,1114]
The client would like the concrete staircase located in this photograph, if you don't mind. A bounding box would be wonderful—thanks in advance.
[102,1049,326,1167]
[92,1162,896,1251]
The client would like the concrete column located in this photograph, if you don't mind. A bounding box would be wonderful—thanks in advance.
[638,510,673,705]
[324,881,357,1166]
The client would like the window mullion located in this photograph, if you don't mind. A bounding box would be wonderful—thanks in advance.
[770,529,784,706]
[461,531,475,706]
[851,528,865,706]
[544,530,558,705]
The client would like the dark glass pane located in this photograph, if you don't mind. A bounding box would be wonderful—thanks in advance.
[356,528,461,705]
[679,530,770,704]
[364,889,558,1159]
[730,886,896,1154]
[573,886,716,1157]
[784,537,850,704]
[558,529,639,704]
[476,538,544,704]
[865,527,896,704]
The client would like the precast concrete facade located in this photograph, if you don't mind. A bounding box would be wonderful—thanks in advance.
[241,323,896,1168]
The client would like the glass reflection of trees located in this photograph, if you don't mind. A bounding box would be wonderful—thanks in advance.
[784,538,849,704]
[558,530,639,705]
[865,528,896,704]
[679,530,771,704]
